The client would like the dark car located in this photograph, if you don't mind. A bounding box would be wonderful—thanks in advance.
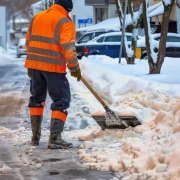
[84,32,133,58]
[75,29,119,59]
[137,33,180,59]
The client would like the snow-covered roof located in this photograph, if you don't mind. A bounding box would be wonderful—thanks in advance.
[148,2,164,17]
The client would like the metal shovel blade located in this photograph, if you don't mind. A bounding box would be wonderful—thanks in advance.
[91,107,141,130]
[92,115,141,130]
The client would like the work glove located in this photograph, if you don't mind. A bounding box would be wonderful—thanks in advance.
[27,68,32,78]
[70,68,81,81]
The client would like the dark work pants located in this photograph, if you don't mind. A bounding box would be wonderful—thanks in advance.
[28,69,71,111]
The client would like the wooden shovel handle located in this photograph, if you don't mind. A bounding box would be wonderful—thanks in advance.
[81,76,107,108]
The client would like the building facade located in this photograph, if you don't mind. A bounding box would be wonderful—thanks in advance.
[149,0,178,33]
[70,0,93,28]
[31,0,93,28]
[85,0,141,24]
[0,6,7,50]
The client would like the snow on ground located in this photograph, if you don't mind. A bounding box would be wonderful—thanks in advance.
[65,56,180,179]
[0,47,180,179]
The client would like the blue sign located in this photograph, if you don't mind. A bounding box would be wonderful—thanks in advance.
[87,18,93,24]
[78,19,88,24]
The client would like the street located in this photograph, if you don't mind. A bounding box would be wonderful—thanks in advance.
[0,53,117,180]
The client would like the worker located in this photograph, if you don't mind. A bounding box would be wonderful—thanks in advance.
[24,0,81,149]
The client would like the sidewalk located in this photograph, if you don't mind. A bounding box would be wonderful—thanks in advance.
[0,134,116,180]
[0,64,117,180]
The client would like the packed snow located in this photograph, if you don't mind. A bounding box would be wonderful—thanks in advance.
[0,47,180,179]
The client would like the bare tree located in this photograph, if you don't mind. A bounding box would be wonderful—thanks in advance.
[42,0,54,10]
[156,0,176,74]
[115,0,143,64]
[142,0,176,74]
[0,0,38,29]
[142,0,156,73]
[128,0,143,64]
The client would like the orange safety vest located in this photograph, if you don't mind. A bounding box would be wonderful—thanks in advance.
[24,4,79,73]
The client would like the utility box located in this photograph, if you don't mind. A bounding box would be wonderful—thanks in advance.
[0,6,7,50]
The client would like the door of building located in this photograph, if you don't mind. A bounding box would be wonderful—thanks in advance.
[95,7,108,24]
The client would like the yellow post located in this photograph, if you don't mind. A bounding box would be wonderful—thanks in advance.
[135,48,141,59]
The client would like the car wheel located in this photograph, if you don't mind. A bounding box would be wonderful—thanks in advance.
[141,53,148,60]
[77,56,82,60]
[17,54,21,58]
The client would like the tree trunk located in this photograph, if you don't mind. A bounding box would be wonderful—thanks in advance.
[115,0,132,63]
[115,0,142,64]
[156,0,175,74]
[12,15,16,30]
[142,0,157,74]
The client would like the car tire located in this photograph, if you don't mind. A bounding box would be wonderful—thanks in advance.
[77,56,82,60]
[141,53,148,60]
[17,54,21,58]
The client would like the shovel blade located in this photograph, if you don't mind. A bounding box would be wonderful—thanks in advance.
[91,115,141,130]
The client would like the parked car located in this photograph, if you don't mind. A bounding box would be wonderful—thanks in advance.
[16,38,26,58]
[84,32,136,58]
[76,26,90,40]
[21,27,28,35]
[137,33,180,59]
[75,29,119,59]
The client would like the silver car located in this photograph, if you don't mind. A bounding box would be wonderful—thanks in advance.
[16,38,26,58]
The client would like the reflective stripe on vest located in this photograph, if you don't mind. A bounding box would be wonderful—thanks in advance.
[28,47,64,58]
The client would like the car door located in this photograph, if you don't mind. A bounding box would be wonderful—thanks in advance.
[167,36,180,57]
[75,32,94,58]
[102,35,121,58]
[165,36,176,57]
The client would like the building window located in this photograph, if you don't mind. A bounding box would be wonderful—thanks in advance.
[95,8,108,23]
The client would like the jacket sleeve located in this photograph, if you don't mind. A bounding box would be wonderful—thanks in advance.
[25,21,32,51]
[60,21,79,72]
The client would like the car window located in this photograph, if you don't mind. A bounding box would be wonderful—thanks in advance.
[19,38,26,45]
[126,36,132,41]
[78,33,93,43]
[95,31,105,37]
[76,31,86,41]
[104,35,121,42]
[167,36,180,42]
[96,37,104,43]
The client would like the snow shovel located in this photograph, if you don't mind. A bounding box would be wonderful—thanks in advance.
[81,76,141,130]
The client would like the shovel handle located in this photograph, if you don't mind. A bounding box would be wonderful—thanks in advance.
[81,76,107,108]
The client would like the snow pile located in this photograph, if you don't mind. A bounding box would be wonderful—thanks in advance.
[0,126,15,135]
[66,86,180,179]
[65,56,180,179]
[0,164,13,174]
[0,47,12,61]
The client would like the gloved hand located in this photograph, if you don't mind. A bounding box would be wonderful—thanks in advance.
[27,68,32,78]
[70,68,81,81]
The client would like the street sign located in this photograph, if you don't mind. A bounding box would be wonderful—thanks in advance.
[78,19,88,24]
[87,18,93,24]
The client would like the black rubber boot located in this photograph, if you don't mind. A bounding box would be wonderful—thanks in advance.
[30,116,43,146]
[48,119,72,149]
